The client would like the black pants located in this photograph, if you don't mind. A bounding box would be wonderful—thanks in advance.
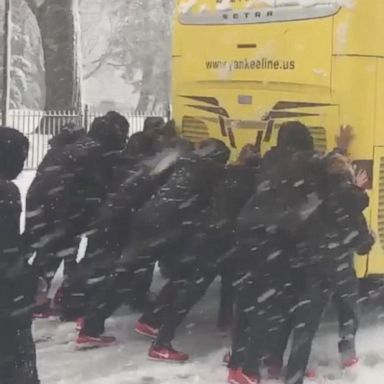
[265,258,359,375]
[229,233,297,378]
[82,263,156,337]
[229,273,294,377]
[285,266,331,384]
[30,235,81,319]
[32,235,81,286]
[218,257,236,328]
[0,319,39,384]
[81,228,188,336]
[333,262,359,361]
[82,218,202,337]
[142,233,235,346]
[139,239,201,337]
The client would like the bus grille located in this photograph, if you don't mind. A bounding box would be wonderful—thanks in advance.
[308,127,327,153]
[182,116,209,142]
[378,157,384,248]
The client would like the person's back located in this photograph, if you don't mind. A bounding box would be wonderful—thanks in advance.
[48,122,86,149]
[24,113,130,320]
[134,150,225,233]
[237,146,323,241]
[31,123,87,192]
[26,115,128,246]
[283,153,374,384]
[297,154,374,268]
[25,134,107,250]
[228,122,324,384]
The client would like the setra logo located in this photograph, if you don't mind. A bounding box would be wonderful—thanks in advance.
[216,0,274,20]
[179,2,340,25]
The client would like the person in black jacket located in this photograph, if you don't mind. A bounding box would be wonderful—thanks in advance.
[134,144,260,362]
[128,118,193,158]
[73,136,188,347]
[124,116,165,157]
[120,138,230,301]
[0,127,40,384]
[31,122,87,318]
[76,139,230,348]
[24,112,129,319]
[284,153,374,384]
[48,122,87,149]
[227,122,323,384]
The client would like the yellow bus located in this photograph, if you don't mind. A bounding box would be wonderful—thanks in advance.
[172,0,384,278]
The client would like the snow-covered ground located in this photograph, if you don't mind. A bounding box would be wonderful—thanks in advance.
[15,171,384,384]
[31,285,384,384]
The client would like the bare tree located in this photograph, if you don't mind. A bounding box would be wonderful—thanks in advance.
[25,0,83,112]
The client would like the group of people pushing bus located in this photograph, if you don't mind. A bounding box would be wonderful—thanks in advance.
[0,113,374,384]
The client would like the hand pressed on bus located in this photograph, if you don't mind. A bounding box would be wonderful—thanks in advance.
[336,125,355,154]
[355,169,369,190]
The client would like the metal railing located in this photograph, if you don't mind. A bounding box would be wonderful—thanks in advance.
[8,106,169,169]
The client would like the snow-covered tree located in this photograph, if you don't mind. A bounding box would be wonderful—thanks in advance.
[0,0,44,109]
[24,0,83,112]
[114,0,172,111]
[83,0,173,112]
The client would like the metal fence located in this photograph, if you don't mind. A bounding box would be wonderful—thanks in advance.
[8,107,169,169]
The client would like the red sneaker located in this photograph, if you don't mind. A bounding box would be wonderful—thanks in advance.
[228,369,259,384]
[135,321,159,339]
[342,356,360,369]
[148,344,189,363]
[228,368,240,384]
[305,368,318,381]
[75,318,85,332]
[33,302,59,319]
[33,311,53,319]
[267,365,282,380]
[76,334,117,350]
[223,351,231,366]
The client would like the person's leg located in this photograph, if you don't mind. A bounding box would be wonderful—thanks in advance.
[0,318,40,384]
[81,270,129,337]
[31,247,63,317]
[265,267,303,375]
[217,258,236,330]
[266,320,292,379]
[139,279,176,329]
[242,280,292,379]
[333,259,359,364]
[285,271,330,384]
[152,236,222,347]
[32,248,62,287]
[129,260,156,312]
[0,319,17,384]
[79,233,146,337]
[60,236,84,320]
[13,323,40,384]
[228,278,254,370]
[154,269,216,346]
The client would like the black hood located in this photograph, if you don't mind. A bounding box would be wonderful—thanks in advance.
[0,127,29,180]
[49,124,86,148]
[196,138,230,165]
[277,121,314,151]
[88,116,127,151]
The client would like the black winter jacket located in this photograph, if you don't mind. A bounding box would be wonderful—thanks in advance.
[0,179,37,324]
[237,147,325,237]
[132,153,225,234]
[24,136,120,252]
[296,176,374,268]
